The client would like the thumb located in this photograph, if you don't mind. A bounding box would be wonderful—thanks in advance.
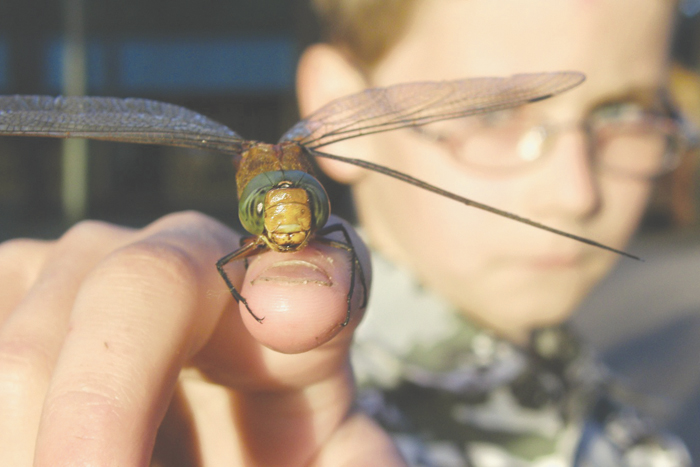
[217,215,371,353]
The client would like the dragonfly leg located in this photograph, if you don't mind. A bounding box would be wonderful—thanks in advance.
[216,237,268,323]
[315,223,368,327]
[239,236,252,270]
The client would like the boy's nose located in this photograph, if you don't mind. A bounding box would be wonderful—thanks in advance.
[528,127,602,219]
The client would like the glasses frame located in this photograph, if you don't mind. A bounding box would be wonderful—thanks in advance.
[411,93,698,180]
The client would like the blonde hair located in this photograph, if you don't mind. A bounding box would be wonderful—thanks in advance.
[310,0,420,70]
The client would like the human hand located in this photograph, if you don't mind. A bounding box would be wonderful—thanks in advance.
[0,211,404,466]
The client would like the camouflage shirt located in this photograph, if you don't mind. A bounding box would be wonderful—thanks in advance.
[352,254,691,466]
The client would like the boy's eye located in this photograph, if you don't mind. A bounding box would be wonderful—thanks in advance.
[591,101,648,123]
[477,108,518,127]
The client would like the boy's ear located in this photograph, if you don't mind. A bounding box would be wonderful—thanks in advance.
[296,43,366,117]
[296,44,373,184]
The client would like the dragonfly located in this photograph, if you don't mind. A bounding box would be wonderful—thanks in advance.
[0,71,638,326]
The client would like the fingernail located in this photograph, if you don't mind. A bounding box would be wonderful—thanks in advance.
[250,259,332,286]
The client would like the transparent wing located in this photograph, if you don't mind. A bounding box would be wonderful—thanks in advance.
[280,72,585,148]
[0,95,246,155]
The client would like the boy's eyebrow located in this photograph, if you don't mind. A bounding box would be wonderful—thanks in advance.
[411,87,673,133]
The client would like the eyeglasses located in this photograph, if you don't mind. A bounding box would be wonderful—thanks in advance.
[411,101,695,180]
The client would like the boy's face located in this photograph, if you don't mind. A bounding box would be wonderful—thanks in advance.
[301,0,675,341]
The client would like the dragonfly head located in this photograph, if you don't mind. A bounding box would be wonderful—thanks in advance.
[263,186,314,251]
[238,170,330,251]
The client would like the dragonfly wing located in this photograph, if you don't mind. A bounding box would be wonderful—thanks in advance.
[279,71,584,148]
[0,95,246,155]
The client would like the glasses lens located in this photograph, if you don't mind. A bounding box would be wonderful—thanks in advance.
[594,117,682,178]
[446,117,540,171]
[415,110,686,178]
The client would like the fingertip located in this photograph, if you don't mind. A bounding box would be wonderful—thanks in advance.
[237,244,363,354]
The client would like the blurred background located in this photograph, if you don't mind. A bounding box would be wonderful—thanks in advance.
[0,0,699,460]
[0,0,330,238]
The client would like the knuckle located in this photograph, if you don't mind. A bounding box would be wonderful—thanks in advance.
[56,220,116,251]
[0,339,52,397]
[0,238,40,255]
[146,210,240,247]
[0,238,50,290]
[163,209,213,224]
[148,210,217,232]
[0,238,46,264]
[97,239,200,290]
[41,384,128,433]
